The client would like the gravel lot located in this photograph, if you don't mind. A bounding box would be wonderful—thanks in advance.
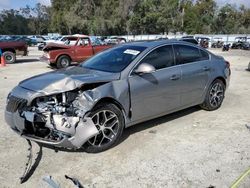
[0,47,250,188]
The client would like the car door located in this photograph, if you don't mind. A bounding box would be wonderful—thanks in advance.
[173,44,211,107]
[128,45,182,122]
[75,38,94,62]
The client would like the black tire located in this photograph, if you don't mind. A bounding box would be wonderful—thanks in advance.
[56,55,71,69]
[3,51,16,64]
[200,79,225,111]
[84,103,124,153]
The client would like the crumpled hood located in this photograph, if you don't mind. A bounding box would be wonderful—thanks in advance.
[19,66,120,95]
[43,42,71,51]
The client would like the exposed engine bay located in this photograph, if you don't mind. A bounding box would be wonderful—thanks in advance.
[17,90,99,149]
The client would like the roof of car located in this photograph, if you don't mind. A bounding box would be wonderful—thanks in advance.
[122,39,195,48]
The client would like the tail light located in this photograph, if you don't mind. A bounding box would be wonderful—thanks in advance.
[225,60,231,75]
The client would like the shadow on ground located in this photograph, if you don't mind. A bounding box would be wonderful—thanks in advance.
[14,59,39,64]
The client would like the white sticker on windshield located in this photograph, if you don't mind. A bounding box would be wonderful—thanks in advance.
[124,49,140,56]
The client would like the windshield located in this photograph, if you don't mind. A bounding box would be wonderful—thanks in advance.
[81,45,146,73]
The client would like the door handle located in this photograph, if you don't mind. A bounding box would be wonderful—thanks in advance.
[203,66,210,71]
[170,74,180,80]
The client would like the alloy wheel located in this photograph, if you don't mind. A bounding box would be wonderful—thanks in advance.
[88,110,119,147]
[209,82,224,108]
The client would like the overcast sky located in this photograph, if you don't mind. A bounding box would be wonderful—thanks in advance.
[0,0,249,10]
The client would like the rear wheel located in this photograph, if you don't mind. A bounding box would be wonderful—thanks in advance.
[84,103,124,153]
[200,79,225,111]
[3,51,16,64]
[56,55,71,69]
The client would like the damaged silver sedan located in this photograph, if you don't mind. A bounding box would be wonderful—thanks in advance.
[5,40,231,152]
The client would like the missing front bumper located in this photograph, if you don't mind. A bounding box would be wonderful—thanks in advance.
[5,110,99,149]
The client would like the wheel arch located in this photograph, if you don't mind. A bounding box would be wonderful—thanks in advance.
[213,76,226,87]
[93,97,125,115]
[56,54,72,63]
[2,48,16,54]
[91,97,129,125]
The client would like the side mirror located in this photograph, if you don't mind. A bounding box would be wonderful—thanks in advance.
[134,63,156,75]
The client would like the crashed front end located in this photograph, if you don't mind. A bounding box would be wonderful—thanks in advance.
[5,86,99,149]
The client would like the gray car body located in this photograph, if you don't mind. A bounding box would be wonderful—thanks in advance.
[5,40,230,149]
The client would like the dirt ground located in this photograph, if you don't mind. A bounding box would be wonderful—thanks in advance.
[0,47,250,188]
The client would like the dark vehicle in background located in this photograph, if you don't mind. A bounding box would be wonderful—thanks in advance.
[41,35,113,68]
[38,43,45,51]
[231,37,248,49]
[14,36,37,46]
[211,38,224,48]
[0,41,28,63]
[0,35,37,46]
[5,40,231,153]
[196,37,210,48]
[242,42,250,50]
[222,44,230,51]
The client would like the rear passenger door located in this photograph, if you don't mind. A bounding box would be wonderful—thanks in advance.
[173,44,211,107]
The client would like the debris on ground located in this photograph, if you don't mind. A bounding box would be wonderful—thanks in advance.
[149,130,157,134]
[20,139,43,184]
[207,185,216,188]
[245,124,250,130]
[65,175,84,188]
[42,176,61,188]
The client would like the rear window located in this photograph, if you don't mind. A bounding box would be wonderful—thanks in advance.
[174,45,209,64]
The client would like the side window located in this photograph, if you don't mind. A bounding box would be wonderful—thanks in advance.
[174,45,202,64]
[78,38,90,46]
[141,45,175,70]
[200,49,209,60]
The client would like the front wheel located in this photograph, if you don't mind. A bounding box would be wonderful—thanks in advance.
[3,51,16,64]
[84,103,124,153]
[200,79,225,111]
[56,55,71,69]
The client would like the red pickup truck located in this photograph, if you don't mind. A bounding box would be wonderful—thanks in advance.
[41,35,113,68]
[0,41,28,63]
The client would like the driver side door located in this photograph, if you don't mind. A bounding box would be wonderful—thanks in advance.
[128,45,182,123]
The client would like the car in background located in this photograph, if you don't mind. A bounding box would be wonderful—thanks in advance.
[5,40,231,153]
[0,41,28,63]
[40,35,113,68]
[28,35,46,43]
[104,36,127,44]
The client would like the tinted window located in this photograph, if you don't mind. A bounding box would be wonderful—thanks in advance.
[82,45,146,73]
[200,49,209,60]
[141,45,175,70]
[174,45,204,64]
